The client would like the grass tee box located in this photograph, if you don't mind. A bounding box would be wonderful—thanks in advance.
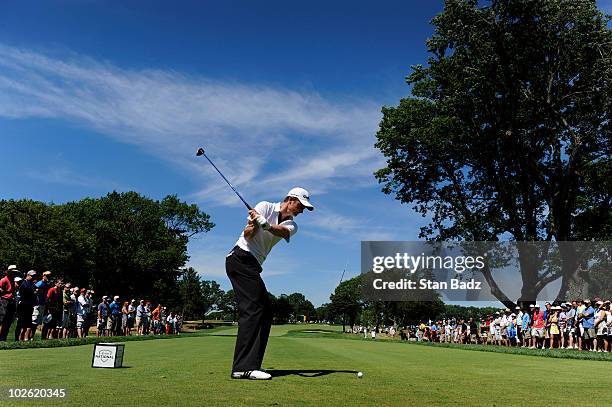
[91,343,125,368]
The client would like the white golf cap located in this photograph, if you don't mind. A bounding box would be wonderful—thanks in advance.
[287,187,314,211]
[114,295,120,300]
[7,265,18,272]
[27,270,37,276]
[14,276,22,282]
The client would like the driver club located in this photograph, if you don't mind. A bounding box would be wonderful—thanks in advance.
[196,147,253,210]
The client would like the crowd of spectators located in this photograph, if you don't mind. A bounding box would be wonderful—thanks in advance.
[0,264,182,342]
[405,301,612,352]
[348,300,612,352]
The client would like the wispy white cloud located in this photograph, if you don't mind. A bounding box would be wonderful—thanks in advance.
[24,166,129,191]
[301,205,404,242]
[0,43,383,207]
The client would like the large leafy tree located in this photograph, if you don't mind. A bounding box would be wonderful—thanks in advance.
[218,289,238,321]
[329,276,364,331]
[201,280,224,316]
[70,191,214,302]
[314,303,332,322]
[0,200,94,279]
[271,294,293,324]
[375,0,611,305]
[179,267,206,319]
[286,292,316,321]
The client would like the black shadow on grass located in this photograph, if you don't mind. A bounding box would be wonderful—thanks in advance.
[91,366,132,369]
[267,369,358,378]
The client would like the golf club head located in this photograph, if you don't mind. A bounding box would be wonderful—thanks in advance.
[196,147,205,156]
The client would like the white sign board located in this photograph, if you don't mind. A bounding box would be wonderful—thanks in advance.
[92,343,125,368]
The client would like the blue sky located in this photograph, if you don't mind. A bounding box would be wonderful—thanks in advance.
[1,1,610,306]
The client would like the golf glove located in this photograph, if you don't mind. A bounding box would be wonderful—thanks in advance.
[255,214,271,230]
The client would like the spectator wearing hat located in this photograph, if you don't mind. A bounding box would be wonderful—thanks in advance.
[487,315,495,345]
[44,279,63,339]
[136,300,146,336]
[83,290,95,337]
[13,277,23,340]
[0,265,19,341]
[515,306,523,346]
[575,299,586,349]
[493,312,502,345]
[580,299,595,351]
[543,302,552,347]
[521,308,531,348]
[594,301,608,352]
[68,287,80,338]
[34,271,53,339]
[507,313,517,346]
[76,288,90,338]
[501,309,511,346]
[109,296,122,336]
[97,296,109,337]
[13,276,23,296]
[126,299,136,335]
[61,283,74,339]
[16,270,38,341]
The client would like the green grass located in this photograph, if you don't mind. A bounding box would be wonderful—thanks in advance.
[286,329,612,362]
[2,325,612,406]
[0,327,229,350]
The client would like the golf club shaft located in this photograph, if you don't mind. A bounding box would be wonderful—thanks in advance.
[198,150,253,210]
[339,261,348,285]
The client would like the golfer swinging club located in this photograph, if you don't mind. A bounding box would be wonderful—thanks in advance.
[227,187,314,380]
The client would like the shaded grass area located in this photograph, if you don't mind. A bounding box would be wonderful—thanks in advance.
[2,330,612,406]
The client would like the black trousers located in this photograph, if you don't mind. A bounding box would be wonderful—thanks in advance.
[0,299,16,341]
[226,246,272,372]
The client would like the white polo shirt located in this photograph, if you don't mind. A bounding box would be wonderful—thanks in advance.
[234,201,298,265]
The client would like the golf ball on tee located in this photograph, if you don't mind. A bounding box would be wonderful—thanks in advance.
[357,372,363,378]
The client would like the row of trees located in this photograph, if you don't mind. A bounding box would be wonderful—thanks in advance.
[178,267,317,322]
[0,192,214,308]
[319,275,497,332]
[180,269,498,328]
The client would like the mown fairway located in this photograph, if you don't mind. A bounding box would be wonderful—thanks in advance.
[2,325,612,406]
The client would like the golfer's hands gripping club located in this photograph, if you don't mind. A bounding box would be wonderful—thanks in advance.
[249,209,270,230]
